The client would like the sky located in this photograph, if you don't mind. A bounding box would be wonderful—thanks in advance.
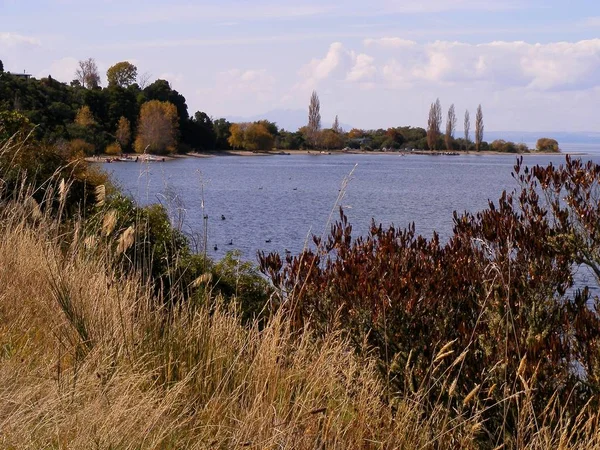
[2,0,600,132]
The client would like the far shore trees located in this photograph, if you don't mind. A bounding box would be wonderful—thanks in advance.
[306,91,321,148]
[107,61,138,88]
[228,123,248,149]
[321,128,345,150]
[536,137,560,152]
[332,115,341,133]
[135,100,179,155]
[464,110,470,150]
[475,104,484,152]
[245,122,275,151]
[75,58,101,89]
[228,122,275,151]
[426,98,442,150]
[445,104,456,151]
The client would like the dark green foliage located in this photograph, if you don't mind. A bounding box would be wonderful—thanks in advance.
[182,111,216,151]
[277,130,306,150]
[0,111,107,216]
[213,118,232,150]
[0,72,212,153]
[259,156,600,439]
[0,60,4,73]
[143,79,189,128]
[211,251,272,324]
[0,74,82,142]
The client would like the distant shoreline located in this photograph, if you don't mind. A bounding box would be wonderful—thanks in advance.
[86,148,580,163]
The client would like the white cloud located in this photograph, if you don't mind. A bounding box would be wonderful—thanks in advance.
[0,32,40,48]
[37,57,79,82]
[196,68,278,115]
[300,39,600,92]
[158,72,185,88]
[346,54,376,83]
[298,42,378,90]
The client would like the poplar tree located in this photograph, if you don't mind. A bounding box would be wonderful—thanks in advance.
[445,104,456,151]
[307,91,321,148]
[475,105,484,152]
[332,115,341,133]
[426,98,442,150]
[464,110,471,149]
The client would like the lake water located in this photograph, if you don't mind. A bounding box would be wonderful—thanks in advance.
[102,146,600,268]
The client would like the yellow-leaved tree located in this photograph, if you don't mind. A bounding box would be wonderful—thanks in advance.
[75,105,96,127]
[227,123,248,149]
[115,116,131,149]
[134,100,178,155]
[244,123,274,151]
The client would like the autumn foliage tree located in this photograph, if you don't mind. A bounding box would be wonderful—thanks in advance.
[134,100,179,155]
[227,122,275,151]
[536,137,560,152]
[228,123,248,149]
[115,116,132,150]
[245,122,275,151]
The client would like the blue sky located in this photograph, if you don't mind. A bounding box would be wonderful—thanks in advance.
[2,0,600,131]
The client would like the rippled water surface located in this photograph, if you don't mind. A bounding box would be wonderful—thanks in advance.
[103,148,600,265]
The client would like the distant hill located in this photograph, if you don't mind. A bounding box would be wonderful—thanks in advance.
[226,109,352,132]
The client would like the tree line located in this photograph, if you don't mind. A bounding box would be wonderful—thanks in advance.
[0,58,559,154]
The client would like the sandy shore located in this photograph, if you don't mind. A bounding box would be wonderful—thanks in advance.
[86,149,576,163]
[188,149,573,157]
[85,154,178,163]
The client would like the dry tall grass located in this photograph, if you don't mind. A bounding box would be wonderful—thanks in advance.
[1,161,600,448]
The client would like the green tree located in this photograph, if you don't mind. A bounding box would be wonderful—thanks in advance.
[0,59,4,73]
[106,61,138,88]
[143,79,189,128]
[475,104,484,151]
[0,110,33,141]
[213,118,232,150]
[307,90,321,148]
[182,111,216,151]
